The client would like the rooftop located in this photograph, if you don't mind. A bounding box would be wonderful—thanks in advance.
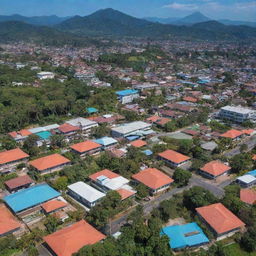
[240,189,256,205]
[221,105,254,115]
[116,89,139,96]
[0,148,29,165]
[130,139,147,148]
[29,154,70,171]
[196,203,245,234]
[132,168,174,190]
[66,117,97,128]
[158,149,190,164]
[4,175,34,190]
[237,174,256,184]
[58,123,80,133]
[94,137,118,146]
[89,169,119,181]
[111,121,151,135]
[4,184,60,213]
[200,161,230,177]
[220,129,243,139]
[41,199,67,213]
[44,220,106,256]
[70,140,101,153]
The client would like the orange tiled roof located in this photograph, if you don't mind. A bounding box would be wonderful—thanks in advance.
[196,203,245,234]
[58,123,80,133]
[43,220,106,256]
[29,153,70,171]
[220,129,243,139]
[183,96,198,103]
[252,154,256,161]
[130,139,147,148]
[89,169,119,181]
[117,188,135,200]
[158,149,190,164]
[0,204,21,236]
[70,140,101,153]
[242,129,255,135]
[132,168,174,190]
[146,115,160,123]
[4,175,34,190]
[9,129,32,138]
[200,161,231,176]
[0,148,29,165]
[240,189,256,205]
[41,200,67,213]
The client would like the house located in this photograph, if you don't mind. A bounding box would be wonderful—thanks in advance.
[116,89,139,104]
[8,129,32,142]
[57,123,80,137]
[29,154,71,175]
[66,117,98,132]
[111,121,153,140]
[68,182,105,208]
[236,175,256,188]
[0,148,29,173]
[43,220,106,256]
[158,149,190,168]
[0,204,21,237]
[199,161,231,179]
[41,199,67,214]
[70,140,102,157]
[4,175,34,193]
[220,129,243,140]
[196,203,245,240]
[219,106,256,123]
[94,136,118,149]
[240,189,256,205]
[161,222,209,250]
[37,71,55,80]
[132,168,174,194]
[89,169,135,200]
[129,139,147,148]
[4,184,60,214]
[183,96,198,103]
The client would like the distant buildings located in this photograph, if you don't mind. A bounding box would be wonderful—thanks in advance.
[37,71,55,80]
[116,89,139,104]
[219,106,256,123]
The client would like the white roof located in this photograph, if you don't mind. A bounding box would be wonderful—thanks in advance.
[221,106,254,115]
[237,175,256,184]
[43,124,59,130]
[66,117,97,128]
[37,71,54,75]
[68,182,105,203]
[111,121,151,135]
[102,176,130,190]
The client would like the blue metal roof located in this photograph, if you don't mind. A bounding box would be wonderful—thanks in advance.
[247,170,256,177]
[87,107,98,114]
[143,149,153,156]
[116,89,139,97]
[35,131,52,140]
[94,137,118,146]
[161,222,209,249]
[4,184,60,213]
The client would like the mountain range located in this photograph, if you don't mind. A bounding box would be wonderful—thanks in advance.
[0,8,256,44]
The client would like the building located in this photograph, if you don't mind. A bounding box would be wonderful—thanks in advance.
[130,139,147,148]
[0,204,21,237]
[94,137,118,149]
[240,189,256,205]
[57,123,80,137]
[66,117,98,132]
[89,169,135,200]
[196,203,245,240]
[111,121,153,140]
[158,149,190,168]
[199,161,231,179]
[70,140,102,157]
[43,220,106,256]
[219,106,256,123]
[161,222,209,250]
[41,199,67,215]
[68,182,105,208]
[4,184,61,213]
[4,175,34,193]
[0,148,29,173]
[116,89,139,104]
[236,175,256,188]
[132,168,174,194]
[220,129,243,140]
[8,129,32,142]
[37,71,55,80]
[29,154,71,175]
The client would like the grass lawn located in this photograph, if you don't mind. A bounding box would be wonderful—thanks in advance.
[224,243,256,256]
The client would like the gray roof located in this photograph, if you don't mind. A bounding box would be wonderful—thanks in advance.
[201,141,218,151]
[66,117,97,128]
[221,106,254,115]
[237,175,256,184]
[111,121,151,135]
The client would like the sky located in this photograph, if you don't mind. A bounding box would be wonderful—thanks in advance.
[0,0,256,21]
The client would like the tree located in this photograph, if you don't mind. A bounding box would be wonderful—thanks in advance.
[0,135,17,150]
[230,153,253,173]
[173,168,192,187]
[50,134,66,149]
[136,183,149,198]
[44,215,59,233]
[22,134,40,156]
[165,121,177,132]
[52,176,68,191]
[240,144,248,153]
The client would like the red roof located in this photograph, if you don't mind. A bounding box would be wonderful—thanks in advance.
[146,115,160,123]
[41,200,67,213]
[9,129,32,138]
[200,161,231,177]
[0,148,29,165]
[196,203,245,234]
[132,168,174,190]
[4,175,34,190]
[89,169,119,181]
[70,140,101,153]
[155,117,171,126]
[240,189,256,205]
[158,149,190,164]
[220,129,243,139]
[58,123,80,133]
[0,204,21,236]
[43,220,106,256]
[183,96,198,103]
[117,188,135,200]
[130,139,147,148]
[29,154,70,171]
[242,129,255,135]
[252,154,256,161]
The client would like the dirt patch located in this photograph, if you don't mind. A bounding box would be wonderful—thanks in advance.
[165,217,186,227]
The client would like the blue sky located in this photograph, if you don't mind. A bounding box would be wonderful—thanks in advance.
[1,0,256,21]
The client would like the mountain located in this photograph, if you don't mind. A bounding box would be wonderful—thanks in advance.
[57,9,256,40]
[0,14,69,26]
[219,19,256,28]
[175,12,211,25]
[0,21,99,46]
[144,17,179,24]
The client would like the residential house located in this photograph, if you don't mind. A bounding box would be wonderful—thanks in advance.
[4,175,34,193]
[70,140,102,157]
[199,161,231,179]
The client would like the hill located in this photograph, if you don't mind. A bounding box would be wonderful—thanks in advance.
[175,12,211,25]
